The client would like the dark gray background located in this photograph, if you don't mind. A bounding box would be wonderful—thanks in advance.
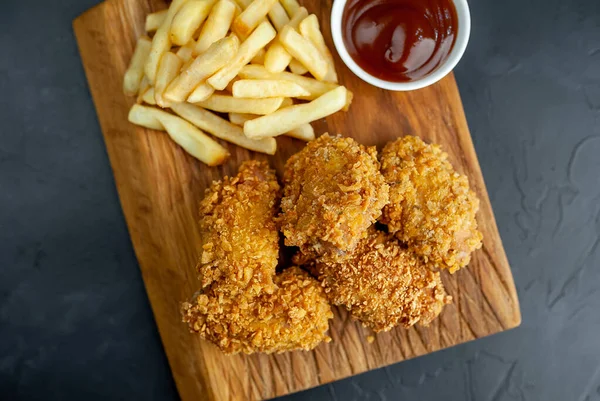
[2,0,599,400]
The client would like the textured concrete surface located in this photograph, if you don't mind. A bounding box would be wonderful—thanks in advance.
[1,0,600,400]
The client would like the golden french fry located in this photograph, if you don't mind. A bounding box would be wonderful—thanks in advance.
[229,112,313,141]
[285,7,309,29]
[176,40,196,62]
[264,41,292,72]
[239,65,338,99]
[197,94,284,114]
[195,0,237,54]
[170,0,217,46]
[286,122,315,141]
[128,105,229,166]
[232,79,309,98]
[231,0,252,9]
[155,52,183,107]
[279,26,328,80]
[142,88,157,105]
[232,0,278,38]
[171,103,276,154]
[250,48,266,64]
[123,37,152,96]
[280,97,293,108]
[268,2,290,31]
[280,0,300,17]
[299,14,338,82]
[207,21,276,90]
[288,58,308,75]
[145,0,189,82]
[187,83,215,102]
[145,10,168,33]
[244,86,348,138]
[165,35,239,103]
[136,76,151,103]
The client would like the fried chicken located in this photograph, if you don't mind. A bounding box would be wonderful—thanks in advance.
[380,136,483,273]
[182,161,333,354]
[279,134,389,257]
[302,228,451,332]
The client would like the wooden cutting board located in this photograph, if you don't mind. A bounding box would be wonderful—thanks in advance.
[73,0,521,399]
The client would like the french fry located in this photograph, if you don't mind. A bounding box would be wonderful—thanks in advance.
[232,79,309,98]
[145,0,189,82]
[231,0,252,9]
[299,14,338,82]
[195,0,237,54]
[225,76,240,93]
[170,0,217,46]
[171,103,277,154]
[187,83,216,102]
[250,48,266,64]
[244,86,348,138]
[279,97,294,108]
[207,21,276,90]
[267,2,290,31]
[197,94,284,114]
[155,52,183,107]
[165,35,239,103]
[136,76,151,103]
[239,65,338,99]
[232,0,278,38]
[176,40,196,62]
[123,37,152,96]
[145,10,168,33]
[284,7,309,30]
[128,105,229,166]
[142,88,157,105]
[264,41,292,72]
[286,122,315,141]
[279,26,328,81]
[229,112,314,141]
[288,58,308,75]
[280,0,300,17]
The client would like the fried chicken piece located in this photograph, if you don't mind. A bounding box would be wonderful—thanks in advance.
[303,229,451,332]
[380,136,483,273]
[182,267,332,354]
[280,134,389,257]
[197,161,280,296]
[183,161,333,354]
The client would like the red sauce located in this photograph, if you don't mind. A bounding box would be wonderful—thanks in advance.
[342,0,458,82]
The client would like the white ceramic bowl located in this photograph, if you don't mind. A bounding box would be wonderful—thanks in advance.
[330,0,471,91]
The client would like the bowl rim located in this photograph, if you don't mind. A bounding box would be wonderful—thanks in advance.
[330,0,472,91]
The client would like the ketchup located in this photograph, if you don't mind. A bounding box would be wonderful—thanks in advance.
[342,0,458,82]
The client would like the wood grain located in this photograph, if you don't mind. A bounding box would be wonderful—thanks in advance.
[73,0,521,399]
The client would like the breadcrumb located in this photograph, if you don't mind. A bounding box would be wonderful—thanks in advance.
[380,136,483,273]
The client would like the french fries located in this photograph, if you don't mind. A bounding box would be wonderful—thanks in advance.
[144,0,189,82]
[123,37,152,96]
[128,105,229,166]
[244,86,349,138]
[232,79,309,98]
[145,10,167,33]
[124,0,352,164]
[164,35,239,103]
[170,0,216,46]
[232,0,278,38]
[171,103,276,154]
[188,83,216,103]
[195,0,237,54]
[207,21,276,90]
[299,14,337,82]
[279,26,328,81]
[239,65,338,99]
[197,94,284,114]
[154,52,183,107]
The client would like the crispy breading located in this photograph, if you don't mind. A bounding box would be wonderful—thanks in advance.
[380,136,483,273]
[182,267,332,354]
[302,229,451,332]
[183,161,332,354]
[197,161,280,296]
[279,134,389,256]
